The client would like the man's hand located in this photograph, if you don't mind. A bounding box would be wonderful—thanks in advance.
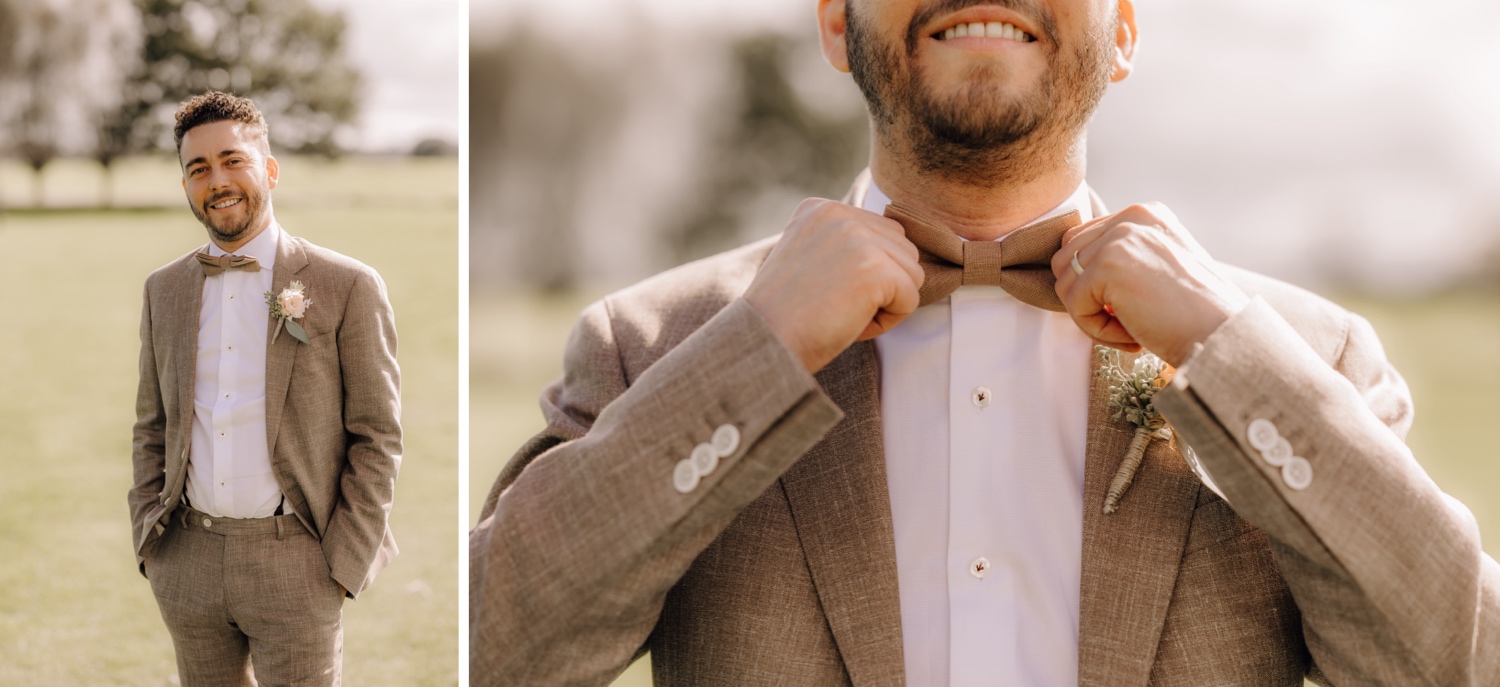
[745,198,923,374]
[1051,202,1250,367]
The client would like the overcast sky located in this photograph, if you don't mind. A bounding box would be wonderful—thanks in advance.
[310,0,461,152]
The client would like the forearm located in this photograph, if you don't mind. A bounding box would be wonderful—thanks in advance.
[1156,297,1498,684]
[469,298,843,686]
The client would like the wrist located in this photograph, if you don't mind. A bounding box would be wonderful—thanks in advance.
[1167,288,1250,367]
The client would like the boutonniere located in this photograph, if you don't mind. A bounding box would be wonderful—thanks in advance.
[265,280,312,344]
[1096,345,1175,514]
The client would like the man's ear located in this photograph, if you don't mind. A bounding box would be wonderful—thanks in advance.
[818,0,851,74]
[1111,0,1138,83]
[265,154,279,190]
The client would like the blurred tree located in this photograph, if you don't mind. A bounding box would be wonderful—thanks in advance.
[470,26,620,292]
[664,32,867,264]
[1,1,82,207]
[0,0,137,208]
[101,0,361,168]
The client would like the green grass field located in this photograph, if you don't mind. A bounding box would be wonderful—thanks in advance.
[470,287,1500,687]
[0,156,458,685]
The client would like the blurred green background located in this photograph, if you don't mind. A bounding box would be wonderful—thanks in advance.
[0,155,458,685]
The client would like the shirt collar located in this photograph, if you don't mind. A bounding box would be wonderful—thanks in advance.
[860,180,1093,241]
[207,220,281,271]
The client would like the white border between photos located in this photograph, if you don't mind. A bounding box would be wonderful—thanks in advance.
[457,0,472,681]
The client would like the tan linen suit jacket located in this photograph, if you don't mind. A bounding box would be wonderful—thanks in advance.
[130,231,402,598]
[471,176,1500,686]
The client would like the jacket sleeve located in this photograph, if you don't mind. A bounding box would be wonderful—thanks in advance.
[128,279,168,575]
[1154,296,1500,685]
[326,267,403,598]
[469,297,844,686]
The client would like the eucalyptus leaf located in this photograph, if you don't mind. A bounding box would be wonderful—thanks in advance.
[286,319,310,344]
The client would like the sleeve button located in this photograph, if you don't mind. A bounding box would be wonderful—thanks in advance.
[711,424,740,457]
[673,458,700,493]
[691,442,719,477]
[1282,456,1313,490]
[1261,437,1293,467]
[1247,418,1280,451]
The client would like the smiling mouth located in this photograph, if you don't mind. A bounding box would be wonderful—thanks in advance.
[933,21,1035,43]
[210,197,243,210]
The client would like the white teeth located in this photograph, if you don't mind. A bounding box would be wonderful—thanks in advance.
[938,21,1031,41]
[212,198,240,209]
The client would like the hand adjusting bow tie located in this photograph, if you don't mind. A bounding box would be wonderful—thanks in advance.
[884,202,1081,311]
[195,252,262,276]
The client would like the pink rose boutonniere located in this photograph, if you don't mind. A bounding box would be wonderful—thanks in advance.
[264,280,312,344]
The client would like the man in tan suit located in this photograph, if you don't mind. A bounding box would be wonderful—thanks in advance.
[472,1,1498,684]
[130,92,402,686]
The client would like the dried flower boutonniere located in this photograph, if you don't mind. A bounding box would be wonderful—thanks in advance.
[1096,345,1175,514]
[265,280,312,344]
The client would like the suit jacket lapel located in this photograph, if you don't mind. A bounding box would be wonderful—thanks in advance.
[264,233,309,457]
[173,250,207,466]
[1076,352,1202,686]
[780,340,907,687]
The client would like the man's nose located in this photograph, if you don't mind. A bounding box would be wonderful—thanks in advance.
[205,168,232,192]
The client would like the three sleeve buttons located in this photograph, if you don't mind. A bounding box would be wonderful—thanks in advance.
[674,423,742,494]
[1246,418,1312,491]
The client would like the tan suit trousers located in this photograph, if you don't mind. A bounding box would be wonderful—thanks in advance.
[146,506,344,687]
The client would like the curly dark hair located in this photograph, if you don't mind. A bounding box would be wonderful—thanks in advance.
[173,91,270,154]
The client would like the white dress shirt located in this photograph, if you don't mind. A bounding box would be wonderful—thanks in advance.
[187,222,286,519]
[867,183,1095,686]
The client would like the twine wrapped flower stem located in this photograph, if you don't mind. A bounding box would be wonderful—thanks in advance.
[1095,346,1174,515]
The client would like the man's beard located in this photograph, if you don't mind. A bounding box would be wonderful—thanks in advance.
[846,0,1115,186]
[191,186,269,244]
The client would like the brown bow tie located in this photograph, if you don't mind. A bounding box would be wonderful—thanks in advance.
[884,202,1081,311]
[196,252,262,276]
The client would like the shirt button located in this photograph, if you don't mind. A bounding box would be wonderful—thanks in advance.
[691,442,719,477]
[202,518,213,528]
[711,424,740,457]
[219,432,226,437]
[1282,456,1313,490]
[672,458,699,494]
[1247,418,1280,451]
[969,557,990,579]
[229,295,235,300]
[971,386,992,408]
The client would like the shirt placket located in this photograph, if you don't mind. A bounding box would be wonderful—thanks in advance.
[211,270,239,514]
[947,288,1018,681]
